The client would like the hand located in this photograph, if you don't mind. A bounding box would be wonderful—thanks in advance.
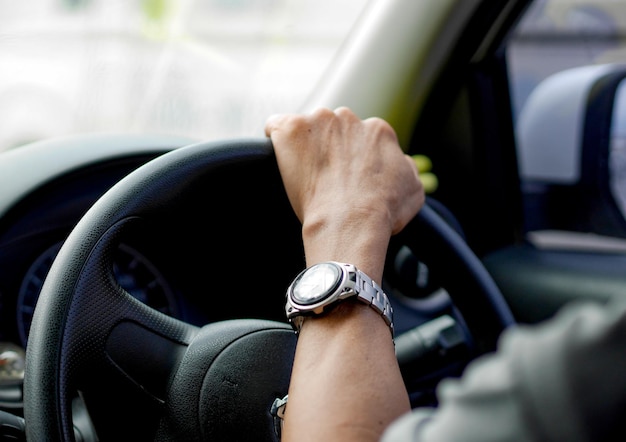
[265,107,424,281]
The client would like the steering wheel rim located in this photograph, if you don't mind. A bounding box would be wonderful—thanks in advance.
[398,203,515,351]
[23,137,514,440]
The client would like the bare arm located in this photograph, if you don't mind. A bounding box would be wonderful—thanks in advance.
[265,107,424,442]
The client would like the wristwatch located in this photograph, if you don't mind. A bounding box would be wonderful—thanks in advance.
[285,261,394,337]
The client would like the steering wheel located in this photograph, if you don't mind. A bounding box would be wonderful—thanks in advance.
[23,138,515,441]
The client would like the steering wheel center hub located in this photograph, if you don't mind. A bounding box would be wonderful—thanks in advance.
[159,320,296,441]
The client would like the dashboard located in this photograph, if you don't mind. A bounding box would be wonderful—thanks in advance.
[0,135,197,411]
[0,148,185,349]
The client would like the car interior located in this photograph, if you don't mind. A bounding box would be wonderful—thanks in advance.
[1,0,626,440]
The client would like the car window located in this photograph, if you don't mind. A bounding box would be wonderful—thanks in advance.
[508,0,626,247]
[0,0,370,151]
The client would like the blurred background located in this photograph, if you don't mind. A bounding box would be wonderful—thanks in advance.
[2,0,626,152]
[0,0,369,150]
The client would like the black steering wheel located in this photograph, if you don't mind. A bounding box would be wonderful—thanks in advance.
[23,138,514,441]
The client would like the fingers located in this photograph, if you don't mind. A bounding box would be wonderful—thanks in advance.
[333,106,360,122]
[364,116,399,145]
[264,113,286,138]
[265,107,361,138]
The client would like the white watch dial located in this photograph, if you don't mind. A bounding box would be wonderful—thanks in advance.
[292,262,341,305]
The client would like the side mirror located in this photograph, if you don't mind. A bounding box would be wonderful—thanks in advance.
[516,63,626,237]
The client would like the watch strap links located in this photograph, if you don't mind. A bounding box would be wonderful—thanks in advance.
[353,268,394,337]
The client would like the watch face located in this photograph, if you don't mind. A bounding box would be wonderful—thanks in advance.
[292,262,342,305]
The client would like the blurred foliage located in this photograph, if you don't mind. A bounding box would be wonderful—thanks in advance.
[413,155,438,194]
[142,0,170,22]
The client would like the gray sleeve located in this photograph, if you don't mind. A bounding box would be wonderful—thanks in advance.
[381,299,626,442]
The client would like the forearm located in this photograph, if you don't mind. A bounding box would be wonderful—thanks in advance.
[282,218,410,442]
[282,301,410,442]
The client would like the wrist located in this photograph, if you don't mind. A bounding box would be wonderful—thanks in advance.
[301,212,392,282]
[298,299,389,337]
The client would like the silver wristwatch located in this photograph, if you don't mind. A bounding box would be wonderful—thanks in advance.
[285,261,394,337]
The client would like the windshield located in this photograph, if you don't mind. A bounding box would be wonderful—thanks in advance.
[0,0,370,151]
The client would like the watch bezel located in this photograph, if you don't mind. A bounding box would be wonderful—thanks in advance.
[286,262,354,316]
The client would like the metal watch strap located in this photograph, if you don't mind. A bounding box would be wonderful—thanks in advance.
[352,267,394,337]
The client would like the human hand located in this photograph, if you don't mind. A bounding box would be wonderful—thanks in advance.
[265,107,424,280]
